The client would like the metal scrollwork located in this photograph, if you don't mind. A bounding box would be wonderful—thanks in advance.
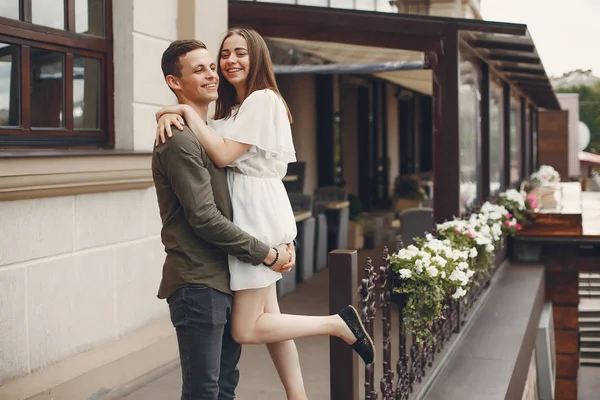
[379,247,394,400]
[360,257,378,400]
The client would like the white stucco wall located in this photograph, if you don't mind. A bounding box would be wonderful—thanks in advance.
[0,0,228,385]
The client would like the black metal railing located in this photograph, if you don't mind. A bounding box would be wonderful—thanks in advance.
[329,232,505,399]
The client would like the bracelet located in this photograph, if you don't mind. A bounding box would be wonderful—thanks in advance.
[263,247,279,267]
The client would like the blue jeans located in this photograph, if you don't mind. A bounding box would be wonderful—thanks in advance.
[167,284,241,400]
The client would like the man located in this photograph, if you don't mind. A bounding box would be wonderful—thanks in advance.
[153,39,294,400]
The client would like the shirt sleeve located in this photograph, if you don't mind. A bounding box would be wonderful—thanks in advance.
[219,89,296,164]
[158,129,270,265]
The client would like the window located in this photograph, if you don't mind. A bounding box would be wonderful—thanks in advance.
[458,52,481,212]
[489,77,503,195]
[0,0,112,148]
[509,96,521,185]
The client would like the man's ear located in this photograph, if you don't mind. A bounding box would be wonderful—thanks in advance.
[165,75,180,92]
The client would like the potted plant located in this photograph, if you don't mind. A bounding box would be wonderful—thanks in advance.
[393,175,426,214]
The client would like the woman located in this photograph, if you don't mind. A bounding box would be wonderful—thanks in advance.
[155,27,374,399]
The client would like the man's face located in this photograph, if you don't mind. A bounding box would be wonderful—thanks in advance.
[169,48,219,104]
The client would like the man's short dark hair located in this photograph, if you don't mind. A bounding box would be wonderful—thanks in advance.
[161,39,207,78]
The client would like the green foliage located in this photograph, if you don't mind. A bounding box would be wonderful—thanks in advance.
[556,82,600,153]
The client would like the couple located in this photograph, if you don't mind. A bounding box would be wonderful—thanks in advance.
[152,27,375,400]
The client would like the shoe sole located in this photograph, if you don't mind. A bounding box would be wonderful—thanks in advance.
[348,305,376,364]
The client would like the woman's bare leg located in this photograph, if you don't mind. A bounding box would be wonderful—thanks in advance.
[263,285,307,400]
[231,285,355,345]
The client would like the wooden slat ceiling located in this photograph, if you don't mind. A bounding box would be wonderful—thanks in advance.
[461,31,559,109]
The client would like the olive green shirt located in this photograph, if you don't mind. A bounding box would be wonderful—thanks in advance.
[152,126,270,299]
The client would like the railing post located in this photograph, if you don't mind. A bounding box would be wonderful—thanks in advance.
[329,250,359,400]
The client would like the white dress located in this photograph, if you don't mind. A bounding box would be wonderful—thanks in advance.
[211,89,297,291]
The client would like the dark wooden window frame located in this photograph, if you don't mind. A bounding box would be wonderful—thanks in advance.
[0,0,114,148]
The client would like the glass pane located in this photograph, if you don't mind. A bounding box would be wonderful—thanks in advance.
[330,0,355,9]
[30,48,64,128]
[355,0,376,11]
[73,55,100,129]
[76,0,105,36]
[0,0,20,20]
[32,0,65,30]
[0,43,20,127]
[297,0,328,6]
[376,0,395,12]
[458,54,480,211]
[510,99,520,184]
[489,79,503,194]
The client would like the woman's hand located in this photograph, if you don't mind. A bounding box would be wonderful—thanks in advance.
[155,104,190,122]
[155,113,185,146]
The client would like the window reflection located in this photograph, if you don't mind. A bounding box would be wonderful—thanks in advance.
[0,1,20,20]
[30,48,64,128]
[0,43,19,127]
[75,0,104,36]
[489,79,503,194]
[510,98,521,185]
[73,55,100,129]
[459,55,480,211]
[32,0,65,30]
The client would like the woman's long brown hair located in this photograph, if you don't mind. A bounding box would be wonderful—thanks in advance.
[214,27,292,123]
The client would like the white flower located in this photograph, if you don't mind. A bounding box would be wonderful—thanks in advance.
[452,287,467,299]
[486,243,495,253]
[397,249,413,260]
[425,233,434,241]
[414,259,424,274]
[433,255,447,267]
[426,266,439,277]
[466,270,475,278]
[449,269,468,285]
[440,271,446,279]
[398,268,412,279]
[458,261,469,270]
[469,247,478,258]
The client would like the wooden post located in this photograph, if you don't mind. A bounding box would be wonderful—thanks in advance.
[329,250,359,400]
[502,82,511,189]
[431,25,460,223]
[480,62,491,201]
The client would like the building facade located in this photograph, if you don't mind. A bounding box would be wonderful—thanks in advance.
[0,1,228,397]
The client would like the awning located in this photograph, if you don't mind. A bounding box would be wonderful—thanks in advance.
[268,37,430,94]
[230,1,561,109]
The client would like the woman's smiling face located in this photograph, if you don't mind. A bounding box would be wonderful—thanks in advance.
[219,34,250,89]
